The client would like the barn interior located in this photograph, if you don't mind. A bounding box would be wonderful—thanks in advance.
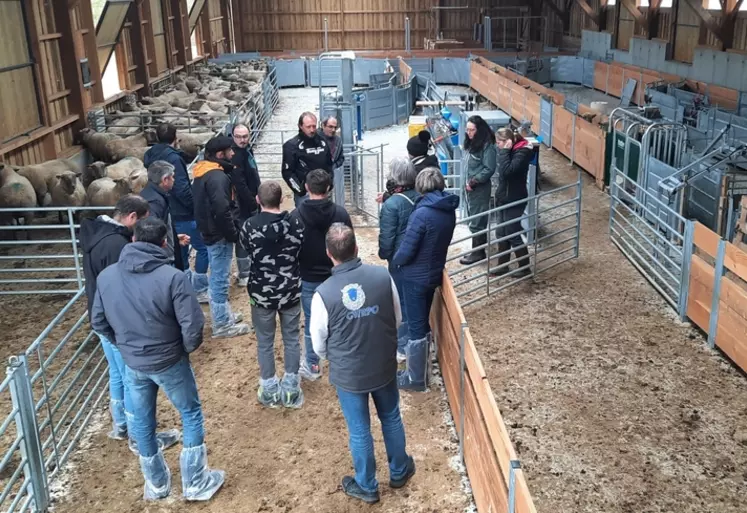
[1,1,746,513]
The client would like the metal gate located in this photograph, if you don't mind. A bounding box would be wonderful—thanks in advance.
[540,98,553,147]
[346,145,385,226]
[609,167,695,318]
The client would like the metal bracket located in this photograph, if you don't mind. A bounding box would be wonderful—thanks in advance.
[707,239,726,349]
[508,459,521,513]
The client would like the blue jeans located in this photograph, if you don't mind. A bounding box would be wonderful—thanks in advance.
[301,280,323,366]
[401,280,436,342]
[175,220,209,293]
[388,265,409,352]
[126,356,205,458]
[206,240,234,327]
[336,379,410,493]
[99,335,131,427]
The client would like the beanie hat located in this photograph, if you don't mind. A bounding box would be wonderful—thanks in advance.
[205,136,234,156]
[407,130,431,157]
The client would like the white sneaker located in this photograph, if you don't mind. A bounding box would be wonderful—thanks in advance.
[298,360,322,381]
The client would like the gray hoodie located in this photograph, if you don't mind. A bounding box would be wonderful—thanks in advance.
[91,241,204,373]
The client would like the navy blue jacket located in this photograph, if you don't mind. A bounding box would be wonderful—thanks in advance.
[392,191,459,287]
[144,144,194,222]
[378,188,419,262]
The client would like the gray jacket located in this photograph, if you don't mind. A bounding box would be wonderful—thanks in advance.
[310,258,401,393]
[91,241,204,374]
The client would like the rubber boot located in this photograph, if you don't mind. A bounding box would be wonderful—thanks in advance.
[513,246,531,278]
[459,234,487,265]
[139,450,171,500]
[397,336,428,392]
[211,302,251,339]
[180,444,225,501]
[280,373,304,409]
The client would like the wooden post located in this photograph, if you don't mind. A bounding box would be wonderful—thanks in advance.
[667,0,680,60]
[52,0,86,133]
[200,3,214,58]
[24,0,50,127]
[128,1,150,90]
[221,0,232,54]
[140,0,158,79]
[78,0,104,103]
[170,0,188,67]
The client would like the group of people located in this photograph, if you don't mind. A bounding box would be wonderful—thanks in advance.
[79,109,532,505]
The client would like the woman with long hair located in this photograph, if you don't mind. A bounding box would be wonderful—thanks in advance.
[460,115,496,265]
[492,127,533,277]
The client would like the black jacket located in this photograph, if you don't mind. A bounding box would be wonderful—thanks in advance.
[494,141,533,209]
[144,143,194,222]
[91,242,204,374]
[281,131,333,196]
[192,158,238,245]
[290,198,352,282]
[140,182,184,270]
[412,154,440,174]
[239,211,304,310]
[80,216,132,319]
[231,145,261,221]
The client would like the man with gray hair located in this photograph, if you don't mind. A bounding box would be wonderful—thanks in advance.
[310,223,415,505]
[318,116,345,205]
[140,160,189,270]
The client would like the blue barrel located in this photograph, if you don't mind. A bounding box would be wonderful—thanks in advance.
[437,148,449,176]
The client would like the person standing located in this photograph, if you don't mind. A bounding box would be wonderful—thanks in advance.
[392,169,459,392]
[310,223,416,505]
[318,116,345,205]
[91,217,224,502]
[377,157,419,363]
[281,112,333,207]
[239,181,305,408]
[144,123,209,302]
[231,123,261,287]
[491,127,532,278]
[192,136,251,338]
[140,160,189,270]
[460,115,497,265]
[290,169,352,381]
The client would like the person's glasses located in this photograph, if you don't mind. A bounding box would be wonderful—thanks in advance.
[326,124,338,129]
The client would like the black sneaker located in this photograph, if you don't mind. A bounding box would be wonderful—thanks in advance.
[390,456,416,489]
[341,476,380,504]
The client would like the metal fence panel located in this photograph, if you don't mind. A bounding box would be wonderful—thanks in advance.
[364,85,396,130]
[540,98,553,147]
[273,59,306,87]
[370,72,395,87]
[405,58,432,75]
[434,58,470,85]
[551,56,585,83]
[643,156,680,227]
[354,58,387,85]
[395,85,411,123]
[582,58,595,88]
[307,58,342,87]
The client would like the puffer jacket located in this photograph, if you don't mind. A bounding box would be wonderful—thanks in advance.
[192,158,238,245]
[392,191,460,287]
[494,140,532,207]
[378,188,419,261]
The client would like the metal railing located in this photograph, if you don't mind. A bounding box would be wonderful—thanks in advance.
[609,167,695,319]
[448,171,583,308]
[0,207,114,296]
[0,290,105,512]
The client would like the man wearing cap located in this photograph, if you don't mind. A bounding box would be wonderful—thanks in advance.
[192,136,251,339]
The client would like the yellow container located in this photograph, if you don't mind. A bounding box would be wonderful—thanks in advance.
[408,116,427,138]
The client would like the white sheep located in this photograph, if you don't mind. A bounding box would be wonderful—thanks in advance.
[0,164,37,232]
[79,129,120,162]
[17,159,81,207]
[86,177,133,209]
[50,171,86,223]
[87,158,147,194]
[104,132,154,162]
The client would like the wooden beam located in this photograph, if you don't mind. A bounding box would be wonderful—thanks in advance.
[647,0,663,39]
[220,0,232,55]
[200,2,214,58]
[52,0,86,135]
[127,1,150,91]
[680,0,742,49]
[169,0,187,67]
[574,0,601,26]
[620,0,647,27]
[667,0,680,59]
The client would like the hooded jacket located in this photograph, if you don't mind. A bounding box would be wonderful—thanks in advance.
[230,145,261,221]
[290,198,353,283]
[281,131,333,197]
[80,215,132,319]
[411,154,440,174]
[192,158,238,245]
[90,242,205,374]
[378,188,419,262]
[392,191,460,287]
[143,143,194,222]
[494,139,532,209]
[139,182,184,270]
[239,211,304,310]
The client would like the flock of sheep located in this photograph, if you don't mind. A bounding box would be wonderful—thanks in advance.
[0,60,268,230]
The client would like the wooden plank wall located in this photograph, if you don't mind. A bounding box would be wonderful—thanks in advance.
[432,272,537,513]
[470,58,607,187]
[687,222,747,373]
[0,0,220,167]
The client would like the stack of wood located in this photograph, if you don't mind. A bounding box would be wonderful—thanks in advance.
[423,38,464,50]
[733,196,747,250]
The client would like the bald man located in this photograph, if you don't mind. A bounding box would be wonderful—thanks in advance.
[231,123,261,287]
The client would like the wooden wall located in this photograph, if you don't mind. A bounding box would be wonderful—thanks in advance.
[234,0,534,52]
[0,0,228,167]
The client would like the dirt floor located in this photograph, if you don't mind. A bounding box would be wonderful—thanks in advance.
[1,88,470,513]
[464,147,747,513]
